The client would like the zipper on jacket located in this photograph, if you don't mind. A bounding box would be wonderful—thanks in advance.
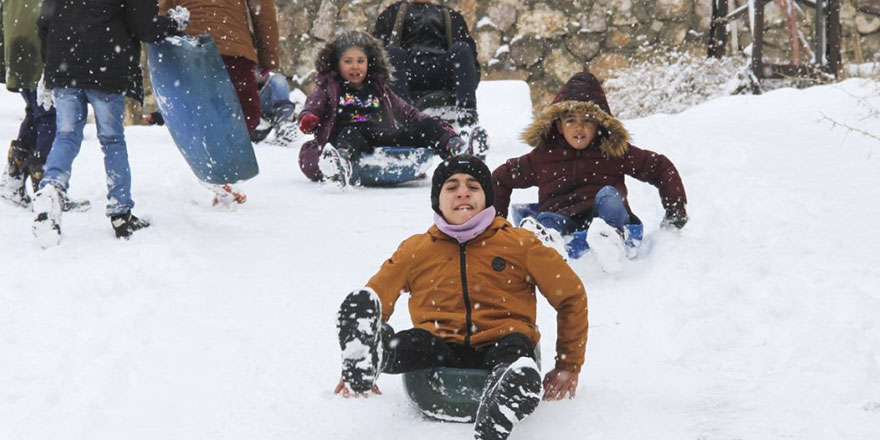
[458,243,474,346]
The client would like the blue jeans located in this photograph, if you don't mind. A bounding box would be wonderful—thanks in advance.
[18,89,57,159]
[259,74,295,122]
[40,88,133,216]
[536,186,632,234]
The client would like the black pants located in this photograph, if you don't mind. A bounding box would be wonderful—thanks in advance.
[332,119,453,158]
[386,43,479,109]
[380,326,536,375]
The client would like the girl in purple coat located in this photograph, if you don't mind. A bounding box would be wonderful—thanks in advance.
[297,30,465,188]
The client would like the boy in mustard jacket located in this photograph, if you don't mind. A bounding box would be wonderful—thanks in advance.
[334,155,588,440]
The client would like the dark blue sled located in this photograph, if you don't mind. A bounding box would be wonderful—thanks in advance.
[511,203,643,259]
[353,147,434,186]
[146,35,258,185]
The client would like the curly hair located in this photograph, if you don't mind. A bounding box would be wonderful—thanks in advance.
[314,30,395,81]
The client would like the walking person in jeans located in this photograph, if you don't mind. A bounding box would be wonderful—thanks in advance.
[32,0,188,247]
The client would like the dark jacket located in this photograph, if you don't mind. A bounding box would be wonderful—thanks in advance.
[493,72,687,224]
[38,0,178,102]
[366,216,589,373]
[373,1,479,77]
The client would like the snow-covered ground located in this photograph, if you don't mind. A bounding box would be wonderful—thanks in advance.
[1,79,879,440]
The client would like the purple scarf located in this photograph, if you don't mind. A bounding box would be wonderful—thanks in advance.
[434,207,497,243]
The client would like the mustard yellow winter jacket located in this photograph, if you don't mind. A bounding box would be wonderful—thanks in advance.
[160,0,279,69]
[366,216,589,373]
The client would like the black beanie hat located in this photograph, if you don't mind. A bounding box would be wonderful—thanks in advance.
[431,155,494,215]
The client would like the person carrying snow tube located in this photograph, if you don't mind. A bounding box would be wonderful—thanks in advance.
[492,71,689,273]
[333,155,588,440]
[31,0,188,248]
[297,31,473,189]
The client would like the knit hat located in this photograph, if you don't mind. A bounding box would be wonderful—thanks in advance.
[431,155,494,215]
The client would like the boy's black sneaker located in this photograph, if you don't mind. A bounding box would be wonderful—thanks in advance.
[474,357,543,440]
[337,288,383,393]
[110,212,151,239]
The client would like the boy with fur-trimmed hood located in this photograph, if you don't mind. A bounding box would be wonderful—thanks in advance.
[492,72,688,270]
[297,30,466,188]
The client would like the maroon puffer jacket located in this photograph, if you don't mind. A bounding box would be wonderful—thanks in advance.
[297,71,432,181]
[492,72,687,224]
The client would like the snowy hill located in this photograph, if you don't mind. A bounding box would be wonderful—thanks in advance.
[1,79,879,440]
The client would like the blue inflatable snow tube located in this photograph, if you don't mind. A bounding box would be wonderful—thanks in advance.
[353,147,434,186]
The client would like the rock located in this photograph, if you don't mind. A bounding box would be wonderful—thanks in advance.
[545,47,587,83]
[605,29,634,49]
[486,0,518,32]
[510,35,547,67]
[856,14,880,34]
[579,11,608,33]
[311,1,339,41]
[609,0,639,26]
[339,3,369,32]
[517,3,569,39]
[565,35,602,60]
[693,0,713,31]
[654,0,693,20]
[660,22,690,45]
[589,52,630,79]
[476,30,503,65]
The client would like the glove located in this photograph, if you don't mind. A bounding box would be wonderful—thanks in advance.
[36,73,54,111]
[663,208,688,230]
[299,113,320,134]
[168,6,190,31]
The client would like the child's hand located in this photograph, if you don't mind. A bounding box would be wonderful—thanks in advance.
[299,113,320,134]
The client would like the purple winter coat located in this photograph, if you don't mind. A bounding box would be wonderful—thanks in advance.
[297,71,436,181]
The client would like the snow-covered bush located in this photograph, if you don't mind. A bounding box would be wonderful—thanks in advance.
[602,53,750,119]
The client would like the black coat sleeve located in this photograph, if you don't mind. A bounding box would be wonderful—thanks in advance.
[373,2,400,46]
[38,0,58,63]
[125,0,177,43]
[449,10,480,80]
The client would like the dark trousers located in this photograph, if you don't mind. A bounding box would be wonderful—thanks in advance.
[222,55,261,135]
[381,327,536,375]
[386,42,478,109]
[17,89,57,159]
[333,119,452,157]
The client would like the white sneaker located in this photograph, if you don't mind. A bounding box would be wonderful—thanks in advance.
[209,184,247,208]
[273,119,302,148]
[519,217,568,261]
[32,184,63,248]
[587,218,625,273]
[318,144,352,189]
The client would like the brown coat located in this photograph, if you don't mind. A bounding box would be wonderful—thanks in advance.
[160,0,279,68]
[366,216,589,373]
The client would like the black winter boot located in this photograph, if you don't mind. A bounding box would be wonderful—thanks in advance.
[337,288,384,393]
[474,357,543,440]
[27,150,47,194]
[1,141,33,207]
[110,212,151,239]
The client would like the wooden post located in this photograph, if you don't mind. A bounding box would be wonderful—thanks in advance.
[709,0,730,58]
[826,0,841,76]
[816,0,825,65]
[752,0,766,79]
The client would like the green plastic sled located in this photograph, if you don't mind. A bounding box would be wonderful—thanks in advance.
[402,367,490,422]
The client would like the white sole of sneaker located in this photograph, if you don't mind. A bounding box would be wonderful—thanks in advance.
[587,218,626,273]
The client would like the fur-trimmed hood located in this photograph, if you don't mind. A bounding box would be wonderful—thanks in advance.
[315,30,395,82]
[521,72,630,158]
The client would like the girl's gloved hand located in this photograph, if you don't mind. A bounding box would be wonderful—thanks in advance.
[299,113,320,134]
